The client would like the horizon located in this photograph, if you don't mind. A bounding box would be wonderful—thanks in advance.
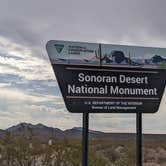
[1,121,166,135]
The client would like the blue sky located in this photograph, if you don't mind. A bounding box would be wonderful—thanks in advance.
[0,0,166,133]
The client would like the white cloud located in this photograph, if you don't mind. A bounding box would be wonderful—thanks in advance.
[0,87,61,104]
[0,36,55,81]
[0,82,11,88]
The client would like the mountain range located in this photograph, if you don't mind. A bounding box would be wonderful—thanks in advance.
[0,122,165,141]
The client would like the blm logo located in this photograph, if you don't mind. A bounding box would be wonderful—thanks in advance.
[54,44,64,53]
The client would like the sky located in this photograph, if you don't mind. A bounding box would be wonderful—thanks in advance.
[0,0,166,133]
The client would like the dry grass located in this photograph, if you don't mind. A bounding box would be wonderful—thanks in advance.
[0,134,165,166]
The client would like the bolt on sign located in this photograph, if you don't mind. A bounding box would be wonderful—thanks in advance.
[46,40,166,113]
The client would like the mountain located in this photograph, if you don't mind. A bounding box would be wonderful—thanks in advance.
[2,123,166,141]
[6,124,104,139]
[151,55,166,63]
[64,127,104,139]
[6,122,64,139]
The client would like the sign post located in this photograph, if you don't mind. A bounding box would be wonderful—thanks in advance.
[137,113,142,166]
[82,113,89,166]
[46,40,166,166]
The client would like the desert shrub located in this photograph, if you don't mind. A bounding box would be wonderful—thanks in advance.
[0,134,165,166]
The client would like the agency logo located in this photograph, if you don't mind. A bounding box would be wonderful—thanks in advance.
[54,44,64,53]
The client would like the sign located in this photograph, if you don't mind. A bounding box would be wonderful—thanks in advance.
[46,40,166,113]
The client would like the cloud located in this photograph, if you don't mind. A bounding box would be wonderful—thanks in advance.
[90,114,136,133]
[0,88,82,130]
[0,86,75,129]
[142,89,166,134]
[1,0,166,53]
[0,88,50,103]
[0,36,55,81]
[0,82,11,88]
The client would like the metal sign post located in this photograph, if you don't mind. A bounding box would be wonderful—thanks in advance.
[82,113,89,166]
[136,113,142,166]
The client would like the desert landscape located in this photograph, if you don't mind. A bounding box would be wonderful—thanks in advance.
[0,123,165,166]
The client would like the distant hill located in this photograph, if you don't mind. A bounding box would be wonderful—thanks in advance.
[6,122,64,139]
[64,127,104,139]
[2,123,166,141]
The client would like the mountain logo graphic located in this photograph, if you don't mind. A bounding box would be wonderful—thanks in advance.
[54,44,64,53]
